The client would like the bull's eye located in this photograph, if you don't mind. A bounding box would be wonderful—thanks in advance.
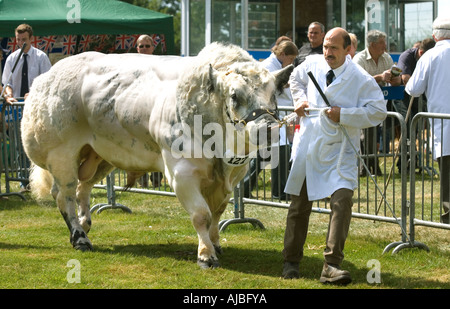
[231,92,237,102]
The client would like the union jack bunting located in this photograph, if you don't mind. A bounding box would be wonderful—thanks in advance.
[62,35,77,55]
[0,33,168,61]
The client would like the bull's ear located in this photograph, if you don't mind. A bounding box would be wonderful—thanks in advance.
[274,64,294,94]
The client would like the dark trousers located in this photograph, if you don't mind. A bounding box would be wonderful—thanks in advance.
[283,181,354,266]
[438,155,450,224]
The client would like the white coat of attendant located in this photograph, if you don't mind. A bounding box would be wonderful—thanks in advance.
[261,53,293,146]
[285,54,387,200]
[405,39,450,160]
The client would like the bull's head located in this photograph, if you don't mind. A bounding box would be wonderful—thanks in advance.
[208,62,294,159]
[173,42,293,165]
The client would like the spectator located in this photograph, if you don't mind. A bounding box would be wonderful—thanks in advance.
[136,35,155,55]
[405,16,450,224]
[348,33,358,58]
[394,38,435,172]
[294,22,325,67]
[262,40,298,200]
[2,24,51,104]
[282,27,386,284]
[136,34,161,188]
[1,24,51,193]
[353,30,401,175]
[242,36,295,199]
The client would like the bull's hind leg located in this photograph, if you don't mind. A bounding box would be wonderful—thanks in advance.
[77,160,114,234]
[48,150,93,251]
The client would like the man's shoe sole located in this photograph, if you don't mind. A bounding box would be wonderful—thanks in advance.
[320,275,352,285]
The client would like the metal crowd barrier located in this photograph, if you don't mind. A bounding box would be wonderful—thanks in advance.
[1,99,448,255]
[406,112,450,251]
[1,101,27,200]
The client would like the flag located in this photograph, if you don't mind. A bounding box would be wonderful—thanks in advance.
[115,34,131,50]
[78,35,93,52]
[40,36,56,53]
[62,35,77,55]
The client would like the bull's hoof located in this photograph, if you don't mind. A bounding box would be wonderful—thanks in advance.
[197,258,220,269]
[73,241,93,252]
[71,229,93,252]
[214,245,223,255]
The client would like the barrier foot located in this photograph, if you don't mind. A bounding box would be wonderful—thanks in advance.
[0,192,26,201]
[392,241,430,254]
[382,241,404,254]
[219,218,265,232]
[383,241,430,254]
[90,203,132,214]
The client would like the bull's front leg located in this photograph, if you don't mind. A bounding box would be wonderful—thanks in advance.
[169,159,219,269]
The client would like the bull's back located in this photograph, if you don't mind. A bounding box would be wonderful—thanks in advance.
[22,52,191,169]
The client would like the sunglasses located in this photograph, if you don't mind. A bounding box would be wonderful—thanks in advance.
[138,44,152,48]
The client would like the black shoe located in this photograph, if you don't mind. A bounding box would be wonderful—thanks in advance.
[282,262,299,279]
[320,263,352,285]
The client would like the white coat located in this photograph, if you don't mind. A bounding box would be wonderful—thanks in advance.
[261,53,293,146]
[405,39,450,160]
[285,55,387,200]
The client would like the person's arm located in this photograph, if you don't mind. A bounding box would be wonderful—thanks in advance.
[289,63,309,114]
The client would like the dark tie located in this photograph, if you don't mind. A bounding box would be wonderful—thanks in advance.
[20,54,29,97]
[326,69,335,87]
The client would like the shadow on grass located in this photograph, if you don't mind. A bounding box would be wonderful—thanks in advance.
[92,242,448,288]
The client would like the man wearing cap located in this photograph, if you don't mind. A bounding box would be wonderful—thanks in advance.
[405,16,450,224]
[2,24,51,104]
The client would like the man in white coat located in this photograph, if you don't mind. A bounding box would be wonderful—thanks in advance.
[282,27,387,284]
[405,16,450,224]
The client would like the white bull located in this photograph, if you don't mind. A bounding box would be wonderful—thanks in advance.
[21,42,293,268]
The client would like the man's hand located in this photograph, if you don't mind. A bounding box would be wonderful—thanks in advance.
[326,106,341,123]
[294,101,309,117]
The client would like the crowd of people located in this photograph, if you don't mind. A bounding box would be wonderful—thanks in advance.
[1,16,449,285]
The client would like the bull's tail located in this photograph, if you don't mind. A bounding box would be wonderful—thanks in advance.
[29,164,54,200]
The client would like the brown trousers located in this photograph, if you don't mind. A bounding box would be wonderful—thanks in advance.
[283,182,354,266]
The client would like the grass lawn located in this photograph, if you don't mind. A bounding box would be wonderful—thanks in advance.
[0,180,448,290]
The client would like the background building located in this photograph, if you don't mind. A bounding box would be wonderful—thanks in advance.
[181,0,448,58]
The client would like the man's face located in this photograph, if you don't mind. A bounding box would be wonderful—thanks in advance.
[137,39,155,55]
[323,31,350,69]
[308,24,325,48]
[369,37,386,58]
[15,32,32,51]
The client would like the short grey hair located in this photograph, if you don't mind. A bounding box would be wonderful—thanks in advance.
[309,22,325,33]
[432,16,450,40]
[367,30,386,45]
